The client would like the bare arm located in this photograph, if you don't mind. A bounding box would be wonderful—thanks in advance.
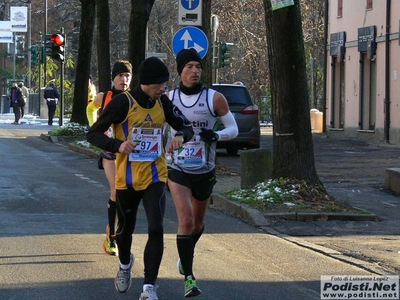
[213,91,230,117]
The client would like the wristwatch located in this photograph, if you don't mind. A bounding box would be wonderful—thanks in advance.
[174,131,184,137]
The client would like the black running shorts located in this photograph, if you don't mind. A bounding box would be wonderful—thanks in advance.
[167,168,216,201]
[97,150,116,169]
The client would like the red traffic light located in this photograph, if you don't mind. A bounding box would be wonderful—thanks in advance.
[50,33,64,46]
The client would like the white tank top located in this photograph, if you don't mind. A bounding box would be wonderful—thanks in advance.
[167,87,218,174]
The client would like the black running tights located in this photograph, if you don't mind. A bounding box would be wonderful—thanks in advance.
[115,182,166,285]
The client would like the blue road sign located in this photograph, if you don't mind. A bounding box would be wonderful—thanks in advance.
[172,26,209,59]
[181,0,200,10]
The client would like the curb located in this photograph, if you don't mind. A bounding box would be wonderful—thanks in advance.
[39,133,57,143]
[211,193,377,225]
[263,212,378,222]
[67,143,99,158]
[211,194,270,227]
[40,133,99,158]
[211,193,396,275]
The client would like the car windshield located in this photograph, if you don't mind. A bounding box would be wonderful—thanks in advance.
[213,86,250,106]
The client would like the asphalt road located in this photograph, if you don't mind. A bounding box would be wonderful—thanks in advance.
[0,125,375,299]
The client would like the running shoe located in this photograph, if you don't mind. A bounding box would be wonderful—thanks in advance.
[114,254,134,293]
[139,285,159,300]
[103,224,118,256]
[177,259,185,275]
[184,276,201,298]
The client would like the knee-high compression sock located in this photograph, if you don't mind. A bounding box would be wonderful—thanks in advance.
[108,199,117,237]
[191,225,204,247]
[177,235,194,278]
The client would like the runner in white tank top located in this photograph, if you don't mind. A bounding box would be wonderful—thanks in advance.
[166,48,238,298]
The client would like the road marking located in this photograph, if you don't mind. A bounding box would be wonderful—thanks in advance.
[75,173,104,188]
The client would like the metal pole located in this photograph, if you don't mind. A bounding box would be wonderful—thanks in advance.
[27,1,32,88]
[146,25,148,53]
[43,0,47,85]
[211,14,219,84]
[212,38,217,84]
[59,27,64,126]
[13,32,16,80]
[384,0,391,143]
[38,56,42,116]
[322,0,329,133]
[38,40,42,117]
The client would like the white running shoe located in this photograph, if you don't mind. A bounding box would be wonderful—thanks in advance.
[114,254,134,293]
[139,285,159,300]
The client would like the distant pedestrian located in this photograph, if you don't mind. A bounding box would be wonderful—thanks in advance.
[18,82,29,118]
[44,80,60,126]
[87,75,96,105]
[10,81,23,125]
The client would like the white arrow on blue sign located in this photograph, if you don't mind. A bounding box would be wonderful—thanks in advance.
[181,0,200,10]
[172,26,209,59]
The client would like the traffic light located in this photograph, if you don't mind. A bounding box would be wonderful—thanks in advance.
[29,45,39,66]
[219,42,235,68]
[44,33,65,62]
[50,33,65,62]
[44,34,53,56]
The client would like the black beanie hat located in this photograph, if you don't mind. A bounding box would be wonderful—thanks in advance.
[112,60,132,80]
[176,48,202,75]
[138,57,170,85]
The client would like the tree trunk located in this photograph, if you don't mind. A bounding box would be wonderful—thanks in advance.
[71,0,96,125]
[96,0,111,92]
[200,0,212,86]
[263,0,319,184]
[129,0,155,87]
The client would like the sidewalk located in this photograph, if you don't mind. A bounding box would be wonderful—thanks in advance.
[211,133,400,275]
[0,113,67,126]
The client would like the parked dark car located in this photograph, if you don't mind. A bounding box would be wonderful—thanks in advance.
[212,83,260,155]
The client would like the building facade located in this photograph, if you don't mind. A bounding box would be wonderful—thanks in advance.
[326,0,400,143]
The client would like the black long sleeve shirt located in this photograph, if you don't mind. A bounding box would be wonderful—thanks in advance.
[86,85,194,153]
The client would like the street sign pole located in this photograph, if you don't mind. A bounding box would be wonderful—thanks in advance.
[59,27,65,127]
[211,14,219,84]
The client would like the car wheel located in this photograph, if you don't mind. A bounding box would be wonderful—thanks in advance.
[226,148,239,156]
